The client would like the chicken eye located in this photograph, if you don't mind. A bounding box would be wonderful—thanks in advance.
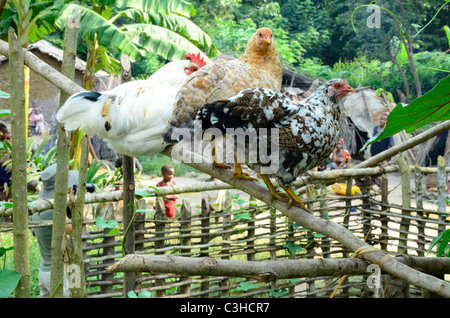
[334,83,341,89]
[191,67,198,72]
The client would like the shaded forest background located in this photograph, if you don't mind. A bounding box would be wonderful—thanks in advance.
[9,0,450,102]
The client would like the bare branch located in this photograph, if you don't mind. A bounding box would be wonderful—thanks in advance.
[107,254,450,280]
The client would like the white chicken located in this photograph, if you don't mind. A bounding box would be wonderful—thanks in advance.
[56,53,207,158]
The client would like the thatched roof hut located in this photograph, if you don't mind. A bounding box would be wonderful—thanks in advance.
[0,39,116,127]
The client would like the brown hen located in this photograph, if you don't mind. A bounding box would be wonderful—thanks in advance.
[163,27,282,143]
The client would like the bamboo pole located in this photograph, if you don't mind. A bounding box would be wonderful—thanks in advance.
[437,156,447,233]
[414,164,426,257]
[9,27,30,298]
[179,200,192,295]
[380,174,389,251]
[220,192,232,297]
[64,136,89,298]
[52,18,84,298]
[154,197,166,297]
[396,155,412,255]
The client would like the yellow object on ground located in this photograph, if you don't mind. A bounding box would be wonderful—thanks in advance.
[331,183,360,195]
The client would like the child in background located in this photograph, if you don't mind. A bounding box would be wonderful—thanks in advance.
[156,164,179,218]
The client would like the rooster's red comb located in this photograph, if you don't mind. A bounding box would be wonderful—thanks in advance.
[184,52,207,67]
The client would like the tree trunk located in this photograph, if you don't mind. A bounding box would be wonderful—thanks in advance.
[9,27,30,298]
[402,38,422,97]
[56,18,87,298]
[389,40,410,99]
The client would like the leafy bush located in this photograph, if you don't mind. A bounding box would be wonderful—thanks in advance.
[138,154,197,177]
[298,51,450,102]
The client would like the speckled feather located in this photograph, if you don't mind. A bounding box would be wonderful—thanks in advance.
[194,79,350,187]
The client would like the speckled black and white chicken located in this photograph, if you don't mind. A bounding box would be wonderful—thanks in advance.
[190,78,355,210]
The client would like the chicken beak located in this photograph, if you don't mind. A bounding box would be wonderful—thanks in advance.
[346,88,356,93]
[263,39,271,44]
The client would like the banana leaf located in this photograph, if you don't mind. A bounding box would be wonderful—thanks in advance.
[115,0,196,17]
[56,3,145,61]
[360,75,450,152]
[124,23,211,63]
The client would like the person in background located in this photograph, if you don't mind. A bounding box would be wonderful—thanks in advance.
[370,113,394,188]
[32,164,79,298]
[0,123,12,201]
[330,138,351,169]
[28,99,38,134]
[156,164,179,218]
[33,107,45,136]
[370,113,394,159]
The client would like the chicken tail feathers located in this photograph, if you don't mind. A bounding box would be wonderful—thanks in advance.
[56,91,106,136]
[196,100,244,132]
[76,91,102,102]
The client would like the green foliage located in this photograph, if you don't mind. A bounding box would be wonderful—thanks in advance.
[268,288,288,298]
[0,91,10,99]
[0,0,65,46]
[282,242,303,255]
[138,153,197,177]
[428,229,450,257]
[95,217,120,235]
[127,290,153,298]
[361,75,450,151]
[0,270,22,298]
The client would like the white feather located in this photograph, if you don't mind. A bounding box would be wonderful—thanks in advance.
[56,59,200,158]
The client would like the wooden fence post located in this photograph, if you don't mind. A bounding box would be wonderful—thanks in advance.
[319,183,330,258]
[119,54,136,297]
[437,156,447,233]
[154,197,166,297]
[414,165,426,257]
[134,200,146,290]
[200,198,210,296]
[220,191,232,297]
[396,155,412,255]
[9,27,30,298]
[246,196,256,261]
[100,205,116,295]
[380,174,389,251]
[179,200,192,295]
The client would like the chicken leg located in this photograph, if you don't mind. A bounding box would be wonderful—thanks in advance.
[211,141,233,170]
[231,156,258,181]
[280,185,310,212]
[258,174,289,202]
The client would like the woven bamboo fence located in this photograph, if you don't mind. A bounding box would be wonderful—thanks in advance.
[59,163,450,297]
[1,160,449,298]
